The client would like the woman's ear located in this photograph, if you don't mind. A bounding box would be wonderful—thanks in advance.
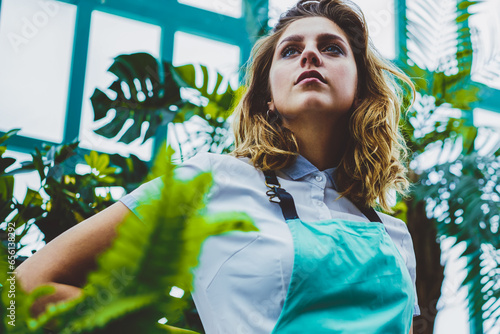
[267,100,275,111]
[354,97,361,109]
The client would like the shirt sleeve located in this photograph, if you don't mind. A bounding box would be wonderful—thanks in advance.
[402,228,421,317]
[119,152,212,221]
[378,213,421,317]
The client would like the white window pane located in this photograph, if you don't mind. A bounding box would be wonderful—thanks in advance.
[268,0,296,27]
[355,0,395,59]
[172,32,240,158]
[178,0,242,18]
[268,0,395,59]
[470,0,500,89]
[79,11,161,161]
[173,31,240,90]
[0,0,76,142]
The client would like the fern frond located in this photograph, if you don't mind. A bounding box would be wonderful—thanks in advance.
[28,146,258,333]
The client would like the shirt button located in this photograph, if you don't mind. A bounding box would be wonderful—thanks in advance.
[315,175,323,182]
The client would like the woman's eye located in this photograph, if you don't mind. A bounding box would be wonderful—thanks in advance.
[281,46,300,58]
[323,44,344,55]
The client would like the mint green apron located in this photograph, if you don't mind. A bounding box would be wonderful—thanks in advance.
[264,171,414,333]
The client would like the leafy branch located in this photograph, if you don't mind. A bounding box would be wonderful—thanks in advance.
[1,147,258,333]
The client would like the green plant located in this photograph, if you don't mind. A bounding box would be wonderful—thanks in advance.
[90,53,239,160]
[397,0,500,332]
[1,54,242,331]
[1,147,258,333]
[0,137,150,255]
[0,130,45,262]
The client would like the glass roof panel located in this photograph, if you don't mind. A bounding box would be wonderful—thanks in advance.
[79,10,161,161]
[178,0,242,18]
[0,0,76,142]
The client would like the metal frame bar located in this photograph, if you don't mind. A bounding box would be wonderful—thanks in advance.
[63,1,93,143]
[394,0,407,62]
[151,23,177,161]
[0,133,58,155]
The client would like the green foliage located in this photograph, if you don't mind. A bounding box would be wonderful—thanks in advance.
[400,0,500,331]
[11,143,119,244]
[0,242,55,334]
[90,53,238,159]
[0,138,149,254]
[0,147,257,333]
[0,130,19,233]
[90,53,181,144]
[1,53,240,331]
[415,152,500,330]
[0,130,45,261]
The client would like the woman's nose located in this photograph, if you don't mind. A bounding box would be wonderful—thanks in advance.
[300,48,322,67]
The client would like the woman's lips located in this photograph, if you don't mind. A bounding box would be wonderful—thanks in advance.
[298,77,324,84]
[296,70,326,84]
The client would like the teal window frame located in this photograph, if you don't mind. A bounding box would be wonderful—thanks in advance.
[0,0,257,157]
[0,0,498,158]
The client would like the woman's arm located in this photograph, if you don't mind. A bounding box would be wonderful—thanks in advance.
[16,201,131,316]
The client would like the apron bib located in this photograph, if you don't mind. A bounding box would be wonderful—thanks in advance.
[264,171,414,333]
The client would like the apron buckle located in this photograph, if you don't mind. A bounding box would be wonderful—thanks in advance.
[266,188,281,203]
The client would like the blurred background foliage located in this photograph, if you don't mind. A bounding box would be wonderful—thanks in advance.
[0,0,499,333]
[396,0,499,332]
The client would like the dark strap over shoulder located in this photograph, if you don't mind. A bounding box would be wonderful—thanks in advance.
[357,205,383,224]
[263,170,382,224]
[264,170,299,220]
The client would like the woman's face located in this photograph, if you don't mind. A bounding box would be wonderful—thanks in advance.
[268,17,358,124]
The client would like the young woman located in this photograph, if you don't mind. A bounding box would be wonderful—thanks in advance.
[17,0,420,332]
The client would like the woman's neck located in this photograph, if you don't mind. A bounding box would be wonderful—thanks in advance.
[285,114,349,171]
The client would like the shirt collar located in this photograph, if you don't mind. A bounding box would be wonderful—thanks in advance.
[282,155,338,189]
[282,155,317,180]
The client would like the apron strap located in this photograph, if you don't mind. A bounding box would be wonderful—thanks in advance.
[263,170,383,223]
[264,170,299,220]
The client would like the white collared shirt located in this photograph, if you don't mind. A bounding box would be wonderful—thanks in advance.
[121,152,420,333]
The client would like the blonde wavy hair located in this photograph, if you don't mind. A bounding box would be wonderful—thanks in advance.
[231,0,415,211]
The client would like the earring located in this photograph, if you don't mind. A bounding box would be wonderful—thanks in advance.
[266,109,279,124]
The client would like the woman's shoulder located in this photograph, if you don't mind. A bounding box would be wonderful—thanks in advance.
[376,212,413,245]
[376,212,409,234]
[376,211,416,263]
[176,152,256,179]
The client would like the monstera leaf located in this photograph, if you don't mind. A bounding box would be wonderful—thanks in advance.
[90,53,238,150]
[171,63,237,121]
[91,53,183,144]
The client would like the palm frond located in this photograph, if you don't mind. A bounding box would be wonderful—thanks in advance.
[402,0,500,331]
[405,0,479,76]
[416,151,500,332]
